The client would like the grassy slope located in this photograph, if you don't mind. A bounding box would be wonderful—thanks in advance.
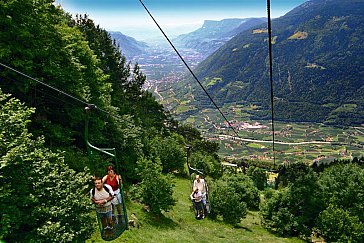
[87,177,303,243]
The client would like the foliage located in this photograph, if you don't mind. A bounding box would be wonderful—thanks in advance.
[318,163,364,221]
[316,205,364,242]
[315,163,364,241]
[0,90,93,242]
[190,151,222,179]
[247,166,268,190]
[261,161,364,241]
[276,162,311,188]
[148,133,186,173]
[209,173,259,225]
[135,157,176,214]
[260,165,322,238]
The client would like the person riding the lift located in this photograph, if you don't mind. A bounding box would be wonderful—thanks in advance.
[193,175,208,216]
[190,187,204,219]
[103,165,124,225]
[90,177,114,236]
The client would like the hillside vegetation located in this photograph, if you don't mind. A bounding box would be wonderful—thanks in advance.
[166,0,364,126]
[2,1,364,242]
[0,0,220,241]
[87,177,304,243]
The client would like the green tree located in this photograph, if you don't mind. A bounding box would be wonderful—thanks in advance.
[190,151,222,179]
[276,162,311,188]
[247,166,268,190]
[261,166,322,238]
[209,173,259,225]
[209,180,247,225]
[316,205,364,242]
[149,133,186,173]
[0,90,93,242]
[136,157,176,214]
[318,163,364,221]
[315,163,364,242]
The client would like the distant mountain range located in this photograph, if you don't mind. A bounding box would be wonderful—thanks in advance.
[173,18,266,58]
[109,31,148,59]
[170,0,364,126]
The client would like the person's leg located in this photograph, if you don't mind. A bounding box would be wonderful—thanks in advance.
[202,198,207,216]
[99,213,108,229]
[106,211,113,228]
[193,201,199,218]
[114,193,124,224]
[116,204,122,215]
[196,202,203,218]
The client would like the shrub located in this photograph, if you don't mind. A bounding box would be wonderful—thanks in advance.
[247,166,268,190]
[136,157,176,214]
[209,173,259,225]
[317,205,364,242]
[0,90,94,242]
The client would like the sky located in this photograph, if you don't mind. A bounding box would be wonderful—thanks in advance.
[56,0,308,40]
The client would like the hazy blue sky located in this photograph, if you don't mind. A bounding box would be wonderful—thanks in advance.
[56,0,308,40]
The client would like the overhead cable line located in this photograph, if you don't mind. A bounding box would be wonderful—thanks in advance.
[0,62,89,106]
[0,62,122,121]
[138,0,239,137]
[266,0,276,168]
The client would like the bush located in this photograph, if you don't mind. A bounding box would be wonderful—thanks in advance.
[136,157,176,214]
[209,180,247,225]
[317,205,364,242]
[190,151,223,179]
[247,166,268,190]
[209,174,259,225]
[149,134,186,174]
[260,166,322,238]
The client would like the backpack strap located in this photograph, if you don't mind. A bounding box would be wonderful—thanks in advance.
[103,185,113,197]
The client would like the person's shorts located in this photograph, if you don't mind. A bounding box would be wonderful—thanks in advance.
[194,201,203,211]
[97,210,112,218]
[96,205,112,218]
[111,192,122,205]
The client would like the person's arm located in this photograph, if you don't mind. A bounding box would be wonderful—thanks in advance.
[93,196,113,205]
[102,175,107,183]
[102,195,113,204]
[190,191,195,200]
[90,191,103,205]
[117,174,123,184]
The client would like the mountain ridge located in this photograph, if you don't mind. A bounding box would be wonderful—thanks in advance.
[173,18,267,58]
[172,0,364,126]
[109,31,148,59]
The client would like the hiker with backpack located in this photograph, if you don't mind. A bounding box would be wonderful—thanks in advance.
[90,177,114,234]
[102,165,123,224]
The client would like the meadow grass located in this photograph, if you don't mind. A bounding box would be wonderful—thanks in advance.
[87,177,303,243]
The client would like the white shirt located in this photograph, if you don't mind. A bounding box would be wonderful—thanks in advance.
[190,190,202,202]
[90,184,114,208]
[193,179,206,194]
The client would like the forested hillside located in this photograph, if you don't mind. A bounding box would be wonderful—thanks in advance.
[175,0,364,125]
[0,0,220,241]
